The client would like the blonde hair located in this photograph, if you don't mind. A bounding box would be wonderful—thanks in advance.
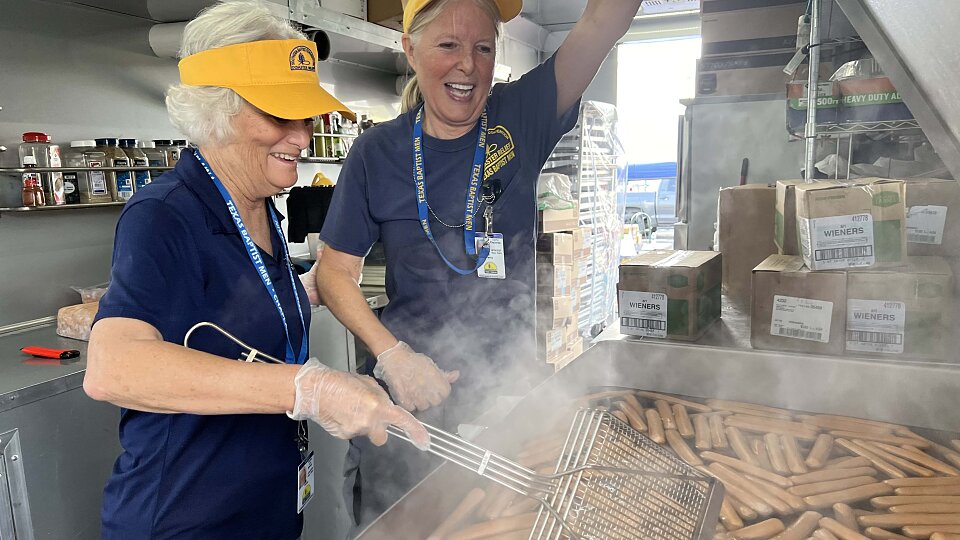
[166,0,306,145]
[400,0,502,113]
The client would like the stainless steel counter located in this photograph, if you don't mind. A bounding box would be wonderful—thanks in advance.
[0,322,90,415]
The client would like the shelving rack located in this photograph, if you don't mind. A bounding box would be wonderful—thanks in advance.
[542,101,626,338]
[801,0,923,181]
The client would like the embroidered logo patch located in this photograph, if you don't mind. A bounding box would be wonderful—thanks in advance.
[484,125,515,179]
[289,46,316,72]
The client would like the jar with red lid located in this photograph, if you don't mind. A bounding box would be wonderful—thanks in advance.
[21,156,45,207]
[18,131,65,205]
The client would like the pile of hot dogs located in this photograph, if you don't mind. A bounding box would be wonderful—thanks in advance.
[426,389,960,540]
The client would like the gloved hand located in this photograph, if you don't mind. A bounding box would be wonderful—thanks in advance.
[287,358,430,450]
[373,341,459,412]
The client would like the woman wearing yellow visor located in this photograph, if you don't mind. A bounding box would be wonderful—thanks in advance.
[83,2,428,538]
[317,0,643,531]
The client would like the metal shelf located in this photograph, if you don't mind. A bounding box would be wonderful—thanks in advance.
[0,166,173,174]
[0,202,125,212]
[815,119,920,136]
[298,157,345,164]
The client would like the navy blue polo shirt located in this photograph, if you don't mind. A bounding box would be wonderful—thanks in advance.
[93,150,310,539]
[320,55,578,393]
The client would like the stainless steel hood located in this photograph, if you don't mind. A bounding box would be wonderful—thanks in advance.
[835,0,960,181]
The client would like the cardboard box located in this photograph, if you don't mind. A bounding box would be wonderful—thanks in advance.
[846,257,953,359]
[537,296,574,330]
[795,178,906,270]
[775,180,803,255]
[572,227,590,257]
[718,184,777,303]
[538,326,566,362]
[537,263,573,297]
[751,255,847,355]
[618,250,722,341]
[367,0,403,30]
[701,2,806,57]
[696,52,796,97]
[536,232,574,264]
[539,201,579,234]
[904,178,960,256]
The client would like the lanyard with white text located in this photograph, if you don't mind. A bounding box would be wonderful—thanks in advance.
[194,149,308,365]
[412,105,490,275]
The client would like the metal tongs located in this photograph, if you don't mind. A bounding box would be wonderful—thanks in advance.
[388,408,725,540]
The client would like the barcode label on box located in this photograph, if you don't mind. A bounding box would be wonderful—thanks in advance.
[906,205,947,245]
[619,291,667,338]
[846,299,905,354]
[800,214,875,270]
[771,295,832,344]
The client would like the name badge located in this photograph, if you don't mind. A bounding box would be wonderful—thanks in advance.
[476,233,505,279]
[297,451,315,514]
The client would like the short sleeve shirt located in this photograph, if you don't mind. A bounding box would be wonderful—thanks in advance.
[320,55,578,383]
[93,151,311,539]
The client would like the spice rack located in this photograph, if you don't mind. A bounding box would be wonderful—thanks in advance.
[0,165,174,214]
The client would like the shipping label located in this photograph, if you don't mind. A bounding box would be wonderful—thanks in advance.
[846,299,906,354]
[800,214,875,270]
[771,295,832,344]
[906,205,948,245]
[619,291,667,338]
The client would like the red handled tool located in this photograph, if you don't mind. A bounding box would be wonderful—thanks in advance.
[20,346,80,359]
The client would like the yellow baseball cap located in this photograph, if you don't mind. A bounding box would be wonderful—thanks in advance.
[179,39,356,121]
[402,0,521,33]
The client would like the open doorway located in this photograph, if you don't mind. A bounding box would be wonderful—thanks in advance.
[617,36,700,255]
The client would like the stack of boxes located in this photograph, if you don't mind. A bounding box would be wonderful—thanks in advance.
[752,178,956,360]
[697,0,807,97]
[536,225,587,370]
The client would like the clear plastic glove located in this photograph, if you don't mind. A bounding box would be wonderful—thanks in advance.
[373,341,459,412]
[287,358,430,450]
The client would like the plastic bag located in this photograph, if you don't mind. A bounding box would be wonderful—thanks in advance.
[71,282,109,304]
[57,302,99,341]
[537,172,576,211]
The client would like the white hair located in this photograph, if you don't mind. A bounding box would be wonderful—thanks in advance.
[401,0,503,113]
[166,0,306,145]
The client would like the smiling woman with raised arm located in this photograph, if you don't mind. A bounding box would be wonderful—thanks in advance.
[316,0,643,531]
[81,2,428,538]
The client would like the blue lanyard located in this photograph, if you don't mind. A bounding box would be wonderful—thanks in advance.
[412,105,491,275]
[194,149,309,365]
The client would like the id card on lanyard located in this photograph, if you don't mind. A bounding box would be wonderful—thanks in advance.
[193,149,309,365]
[413,105,496,275]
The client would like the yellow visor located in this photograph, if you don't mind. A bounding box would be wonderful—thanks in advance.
[403,0,521,33]
[178,39,355,121]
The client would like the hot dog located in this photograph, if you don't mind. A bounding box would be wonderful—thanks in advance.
[834,504,859,531]
[819,517,870,540]
[902,526,960,539]
[791,467,879,485]
[863,527,914,540]
[666,429,703,466]
[729,519,786,540]
[807,435,836,469]
[886,478,960,488]
[826,457,875,470]
[712,415,731,449]
[635,391,713,413]
[701,451,795,488]
[675,404,696,439]
[767,433,792,475]
[696,414,714,450]
[773,511,823,540]
[854,440,935,478]
[656,399,677,430]
[835,439,906,479]
[783,435,809,474]
[830,432,932,449]
[646,408,666,444]
[858,514,960,528]
[803,483,894,509]
[789,477,877,498]
[888,504,960,514]
[729,427,762,466]
[872,497,960,510]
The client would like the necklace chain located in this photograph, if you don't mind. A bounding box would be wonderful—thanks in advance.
[426,193,496,229]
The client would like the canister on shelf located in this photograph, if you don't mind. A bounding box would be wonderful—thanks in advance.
[120,138,151,191]
[95,138,134,201]
[139,140,168,179]
[65,140,111,204]
[21,155,45,207]
[19,131,65,205]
